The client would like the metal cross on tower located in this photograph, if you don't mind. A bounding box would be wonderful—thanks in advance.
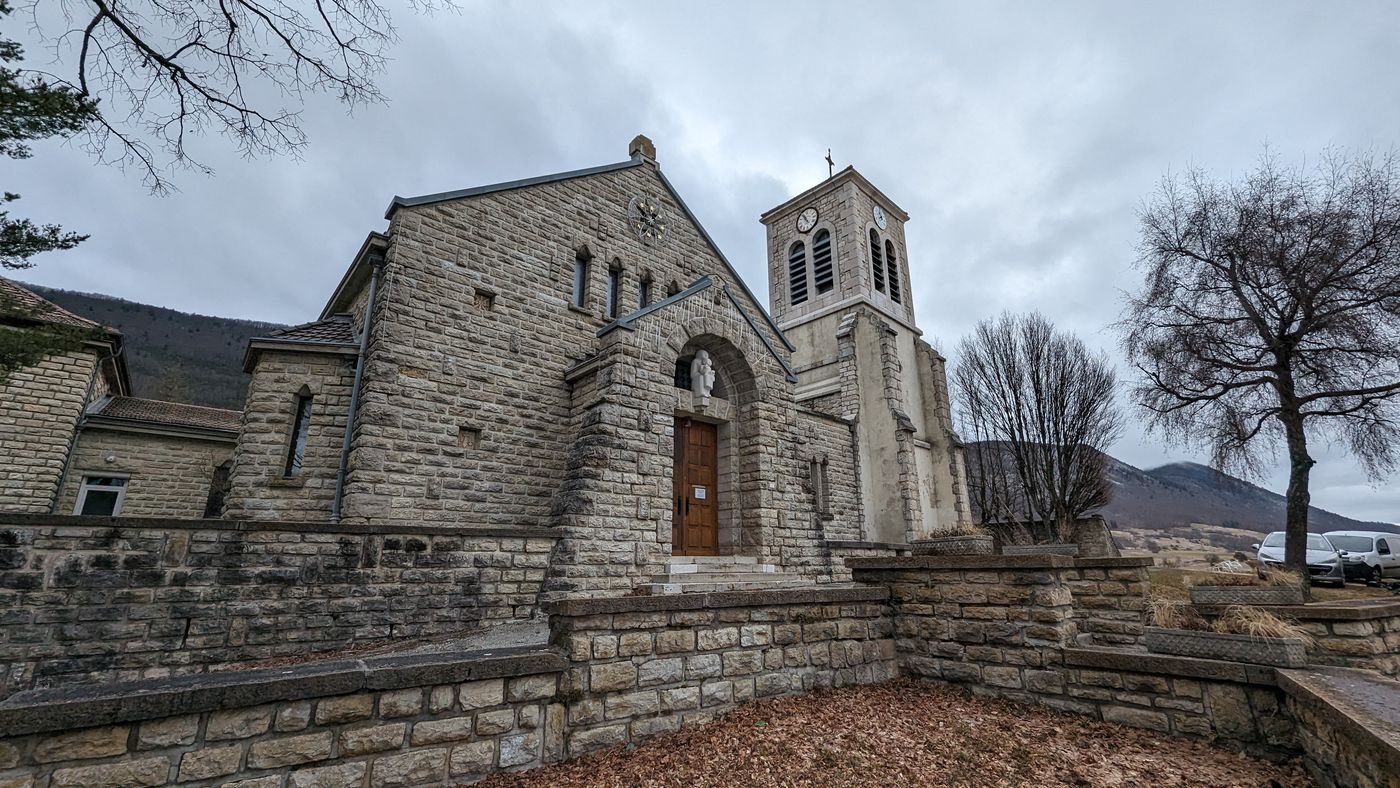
[825,149,835,179]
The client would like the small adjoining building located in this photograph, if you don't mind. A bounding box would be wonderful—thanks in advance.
[0,278,239,519]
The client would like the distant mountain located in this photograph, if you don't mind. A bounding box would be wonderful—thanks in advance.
[27,285,284,410]
[1100,457,1397,536]
[967,442,1397,540]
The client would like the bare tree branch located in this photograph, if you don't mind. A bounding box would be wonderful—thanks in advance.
[1118,147,1400,586]
[18,0,453,192]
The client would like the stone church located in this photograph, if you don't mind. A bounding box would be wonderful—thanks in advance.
[1,134,970,598]
[222,135,971,594]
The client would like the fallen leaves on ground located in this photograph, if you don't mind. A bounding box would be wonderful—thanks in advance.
[477,680,1311,788]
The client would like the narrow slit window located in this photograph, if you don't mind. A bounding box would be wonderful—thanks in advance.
[812,229,834,294]
[283,393,313,477]
[572,251,590,308]
[885,240,901,303]
[788,241,808,305]
[638,276,652,309]
[869,229,885,292]
[606,263,622,318]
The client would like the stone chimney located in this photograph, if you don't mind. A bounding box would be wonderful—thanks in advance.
[629,134,656,161]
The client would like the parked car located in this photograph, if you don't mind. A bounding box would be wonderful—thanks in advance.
[1252,531,1345,587]
[1322,531,1400,582]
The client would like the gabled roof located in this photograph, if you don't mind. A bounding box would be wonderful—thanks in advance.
[0,277,105,330]
[385,160,644,218]
[320,232,389,320]
[243,314,360,372]
[1,277,131,394]
[384,153,794,353]
[264,314,358,344]
[88,396,240,435]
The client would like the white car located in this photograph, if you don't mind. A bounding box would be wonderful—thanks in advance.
[1323,531,1400,583]
[1253,531,1345,587]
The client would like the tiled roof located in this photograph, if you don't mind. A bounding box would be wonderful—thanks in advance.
[93,396,241,432]
[261,314,358,345]
[0,277,105,330]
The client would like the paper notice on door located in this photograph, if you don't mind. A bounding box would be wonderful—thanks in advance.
[693,486,706,500]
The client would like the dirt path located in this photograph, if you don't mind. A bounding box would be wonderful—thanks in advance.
[477,681,1311,787]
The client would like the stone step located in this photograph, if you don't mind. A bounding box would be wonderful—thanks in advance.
[649,571,788,584]
[664,562,776,575]
[666,555,758,565]
[638,576,811,595]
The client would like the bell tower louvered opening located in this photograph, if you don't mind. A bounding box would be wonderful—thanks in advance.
[788,241,808,305]
[869,229,885,293]
[885,239,901,303]
[811,229,834,295]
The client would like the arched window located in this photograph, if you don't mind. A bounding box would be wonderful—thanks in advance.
[605,260,623,318]
[283,387,313,478]
[572,248,591,308]
[885,240,901,304]
[811,229,834,294]
[638,274,652,309]
[869,229,885,292]
[788,241,809,305]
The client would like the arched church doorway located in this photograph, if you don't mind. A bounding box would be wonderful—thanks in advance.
[668,336,757,557]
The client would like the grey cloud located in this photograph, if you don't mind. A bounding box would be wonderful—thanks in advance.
[11,0,1400,522]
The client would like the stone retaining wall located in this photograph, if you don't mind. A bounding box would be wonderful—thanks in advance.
[1197,601,1400,678]
[0,649,569,788]
[0,586,893,788]
[1063,558,1151,647]
[1278,668,1400,788]
[852,555,1297,756]
[547,586,895,757]
[0,515,559,698]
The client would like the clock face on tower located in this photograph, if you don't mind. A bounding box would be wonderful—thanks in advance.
[796,207,819,233]
[872,205,888,230]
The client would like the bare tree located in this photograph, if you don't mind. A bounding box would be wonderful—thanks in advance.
[17,0,450,192]
[953,312,1124,544]
[1121,148,1400,583]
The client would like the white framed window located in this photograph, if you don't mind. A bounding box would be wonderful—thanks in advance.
[73,475,128,516]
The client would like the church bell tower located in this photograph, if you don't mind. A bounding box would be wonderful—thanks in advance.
[760,166,971,544]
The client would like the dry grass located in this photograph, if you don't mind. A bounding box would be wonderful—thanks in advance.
[1148,567,1391,603]
[474,681,1310,788]
[1195,566,1302,588]
[1213,605,1315,646]
[1148,598,1209,631]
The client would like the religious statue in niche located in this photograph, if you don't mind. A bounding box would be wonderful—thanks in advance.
[690,350,715,407]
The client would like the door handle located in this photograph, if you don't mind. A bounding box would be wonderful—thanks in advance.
[685,497,690,515]
[676,495,682,514]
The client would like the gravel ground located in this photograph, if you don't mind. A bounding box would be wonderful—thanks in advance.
[477,681,1312,788]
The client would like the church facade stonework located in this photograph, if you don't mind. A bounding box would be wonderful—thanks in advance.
[218,135,971,598]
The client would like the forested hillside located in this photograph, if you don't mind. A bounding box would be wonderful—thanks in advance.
[28,285,284,409]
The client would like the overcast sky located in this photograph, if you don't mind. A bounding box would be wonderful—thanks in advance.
[12,1,1400,523]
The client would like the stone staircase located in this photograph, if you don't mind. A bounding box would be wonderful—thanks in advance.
[638,556,810,595]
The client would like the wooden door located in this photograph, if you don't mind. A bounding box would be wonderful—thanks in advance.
[672,417,719,555]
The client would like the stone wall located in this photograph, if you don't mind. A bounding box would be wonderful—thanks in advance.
[1063,558,1151,647]
[1194,600,1400,678]
[0,515,559,698]
[1278,668,1400,788]
[0,586,893,788]
[794,409,862,544]
[852,555,1296,756]
[0,349,98,514]
[0,649,569,788]
[548,587,895,758]
[225,349,354,521]
[54,429,234,519]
